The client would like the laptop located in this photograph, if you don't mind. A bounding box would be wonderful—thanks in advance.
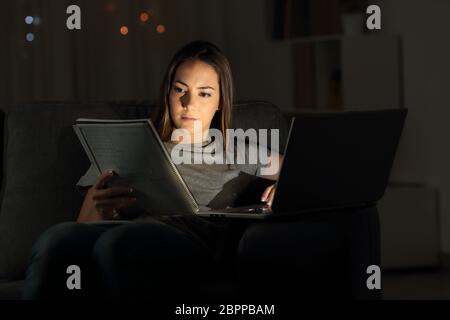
[201,108,407,219]
[74,108,407,220]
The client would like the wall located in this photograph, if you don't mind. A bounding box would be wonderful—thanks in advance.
[0,0,226,110]
[377,0,450,253]
[222,0,294,112]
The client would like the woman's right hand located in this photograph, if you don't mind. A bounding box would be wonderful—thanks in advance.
[77,170,136,223]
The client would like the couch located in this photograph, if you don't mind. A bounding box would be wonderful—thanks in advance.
[0,100,381,300]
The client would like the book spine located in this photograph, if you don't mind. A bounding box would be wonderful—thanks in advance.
[73,125,102,175]
[145,120,199,212]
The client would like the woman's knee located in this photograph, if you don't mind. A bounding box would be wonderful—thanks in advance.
[31,222,97,256]
[94,220,186,259]
[23,222,103,299]
[91,220,214,298]
[93,220,212,271]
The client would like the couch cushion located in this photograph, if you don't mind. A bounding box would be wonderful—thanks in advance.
[0,100,286,282]
[232,100,288,153]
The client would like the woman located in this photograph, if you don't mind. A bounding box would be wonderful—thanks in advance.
[22,41,280,299]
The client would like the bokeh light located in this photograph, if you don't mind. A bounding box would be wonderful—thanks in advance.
[120,26,129,36]
[140,12,149,23]
[156,24,166,34]
[26,33,35,42]
[25,16,34,25]
[33,16,41,26]
[106,3,116,13]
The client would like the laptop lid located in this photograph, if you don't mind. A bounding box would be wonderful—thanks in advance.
[271,109,407,213]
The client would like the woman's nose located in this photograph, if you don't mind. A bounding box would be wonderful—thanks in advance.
[181,92,196,110]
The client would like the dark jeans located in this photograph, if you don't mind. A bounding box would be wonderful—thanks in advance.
[21,207,381,300]
[22,218,222,299]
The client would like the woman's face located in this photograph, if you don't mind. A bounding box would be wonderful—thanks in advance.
[169,59,220,143]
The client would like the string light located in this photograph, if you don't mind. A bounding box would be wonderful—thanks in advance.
[120,26,129,35]
[106,3,116,13]
[26,33,35,42]
[33,16,41,26]
[156,24,166,34]
[25,16,34,25]
[139,12,149,23]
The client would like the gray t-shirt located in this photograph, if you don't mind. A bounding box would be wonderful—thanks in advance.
[76,138,268,208]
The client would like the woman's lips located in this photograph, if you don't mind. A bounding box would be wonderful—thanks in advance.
[181,116,198,121]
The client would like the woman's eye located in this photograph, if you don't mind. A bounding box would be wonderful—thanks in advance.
[173,86,185,93]
[199,92,211,98]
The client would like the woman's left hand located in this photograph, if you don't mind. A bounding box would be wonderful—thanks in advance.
[261,184,276,207]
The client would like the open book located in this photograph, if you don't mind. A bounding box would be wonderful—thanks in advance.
[73,118,200,216]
